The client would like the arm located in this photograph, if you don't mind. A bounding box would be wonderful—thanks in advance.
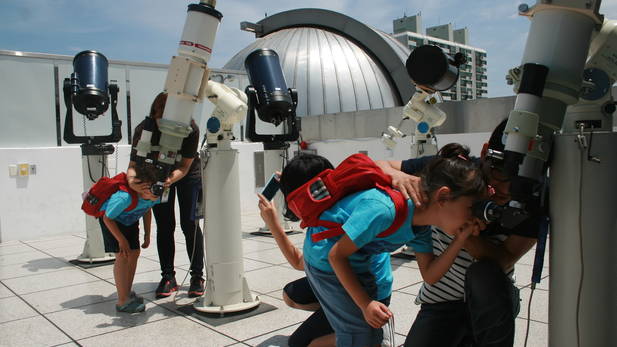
[329,235,392,328]
[166,123,200,186]
[164,157,194,186]
[257,194,304,270]
[102,215,130,257]
[464,234,536,271]
[375,160,426,206]
[141,208,152,249]
[416,238,465,285]
[416,222,479,285]
[129,156,193,189]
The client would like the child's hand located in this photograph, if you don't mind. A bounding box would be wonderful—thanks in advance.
[362,300,393,328]
[127,176,151,196]
[141,235,150,249]
[140,189,159,202]
[257,193,279,228]
[454,219,481,241]
[118,238,131,258]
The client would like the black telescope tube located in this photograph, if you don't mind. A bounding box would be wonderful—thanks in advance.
[72,50,109,117]
[406,45,463,91]
[244,48,294,126]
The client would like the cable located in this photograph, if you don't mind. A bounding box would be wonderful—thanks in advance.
[575,130,586,347]
[85,155,97,183]
[523,283,535,347]
[114,142,119,175]
[172,214,199,307]
[101,154,107,178]
[81,117,97,183]
[388,315,396,347]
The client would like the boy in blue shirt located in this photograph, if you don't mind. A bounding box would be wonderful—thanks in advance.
[258,190,394,347]
[98,163,161,313]
[280,146,486,346]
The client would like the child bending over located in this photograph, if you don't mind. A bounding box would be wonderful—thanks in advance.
[98,163,160,313]
[278,144,486,347]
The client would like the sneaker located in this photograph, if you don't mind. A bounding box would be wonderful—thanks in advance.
[130,291,144,304]
[188,276,205,298]
[116,298,145,313]
[155,277,179,298]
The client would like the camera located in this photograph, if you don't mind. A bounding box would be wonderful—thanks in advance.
[472,200,504,224]
[472,200,528,229]
[150,182,165,197]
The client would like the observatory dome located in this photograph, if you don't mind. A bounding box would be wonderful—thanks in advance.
[223,9,412,117]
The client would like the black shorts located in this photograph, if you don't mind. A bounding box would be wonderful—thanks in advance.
[283,276,392,306]
[98,218,140,253]
[284,277,317,305]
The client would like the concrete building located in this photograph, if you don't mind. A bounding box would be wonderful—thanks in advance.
[392,14,488,101]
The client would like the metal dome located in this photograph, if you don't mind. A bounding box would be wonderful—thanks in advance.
[223,9,413,117]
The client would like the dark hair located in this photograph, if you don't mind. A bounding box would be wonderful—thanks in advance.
[148,92,197,130]
[420,143,486,202]
[487,119,507,151]
[279,154,334,197]
[149,92,168,120]
[133,162,159,185]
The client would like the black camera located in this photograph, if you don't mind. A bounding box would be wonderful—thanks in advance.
[150,182,165,197]
[472,200,528,229]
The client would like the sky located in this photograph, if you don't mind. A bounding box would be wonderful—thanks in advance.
[1,0,616,98]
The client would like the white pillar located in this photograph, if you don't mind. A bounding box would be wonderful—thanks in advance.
[194,142,260,313]
[77,153,115,263]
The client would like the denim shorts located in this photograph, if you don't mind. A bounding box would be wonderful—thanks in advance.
[305,263,383,347]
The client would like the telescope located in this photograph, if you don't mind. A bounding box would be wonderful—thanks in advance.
[62,50,122,264]
[244,48,299,144]
[63,50,121,146]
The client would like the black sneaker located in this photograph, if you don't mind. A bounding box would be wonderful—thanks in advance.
[155,277,179,298]
[188,276,205,298]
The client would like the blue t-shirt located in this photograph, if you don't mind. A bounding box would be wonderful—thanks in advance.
[371,252,392,300]
[303,188,432,274]
[100,191,160,226]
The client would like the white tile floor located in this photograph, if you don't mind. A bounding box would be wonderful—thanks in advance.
[0,212,549,346]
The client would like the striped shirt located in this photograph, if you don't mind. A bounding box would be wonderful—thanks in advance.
[415,227,513,305]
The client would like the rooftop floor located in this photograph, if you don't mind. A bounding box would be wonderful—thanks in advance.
[0,212,549,346]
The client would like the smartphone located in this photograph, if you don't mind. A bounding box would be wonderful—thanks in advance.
[261,173,280,201]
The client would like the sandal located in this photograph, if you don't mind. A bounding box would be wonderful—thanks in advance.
[116,298,145,313]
